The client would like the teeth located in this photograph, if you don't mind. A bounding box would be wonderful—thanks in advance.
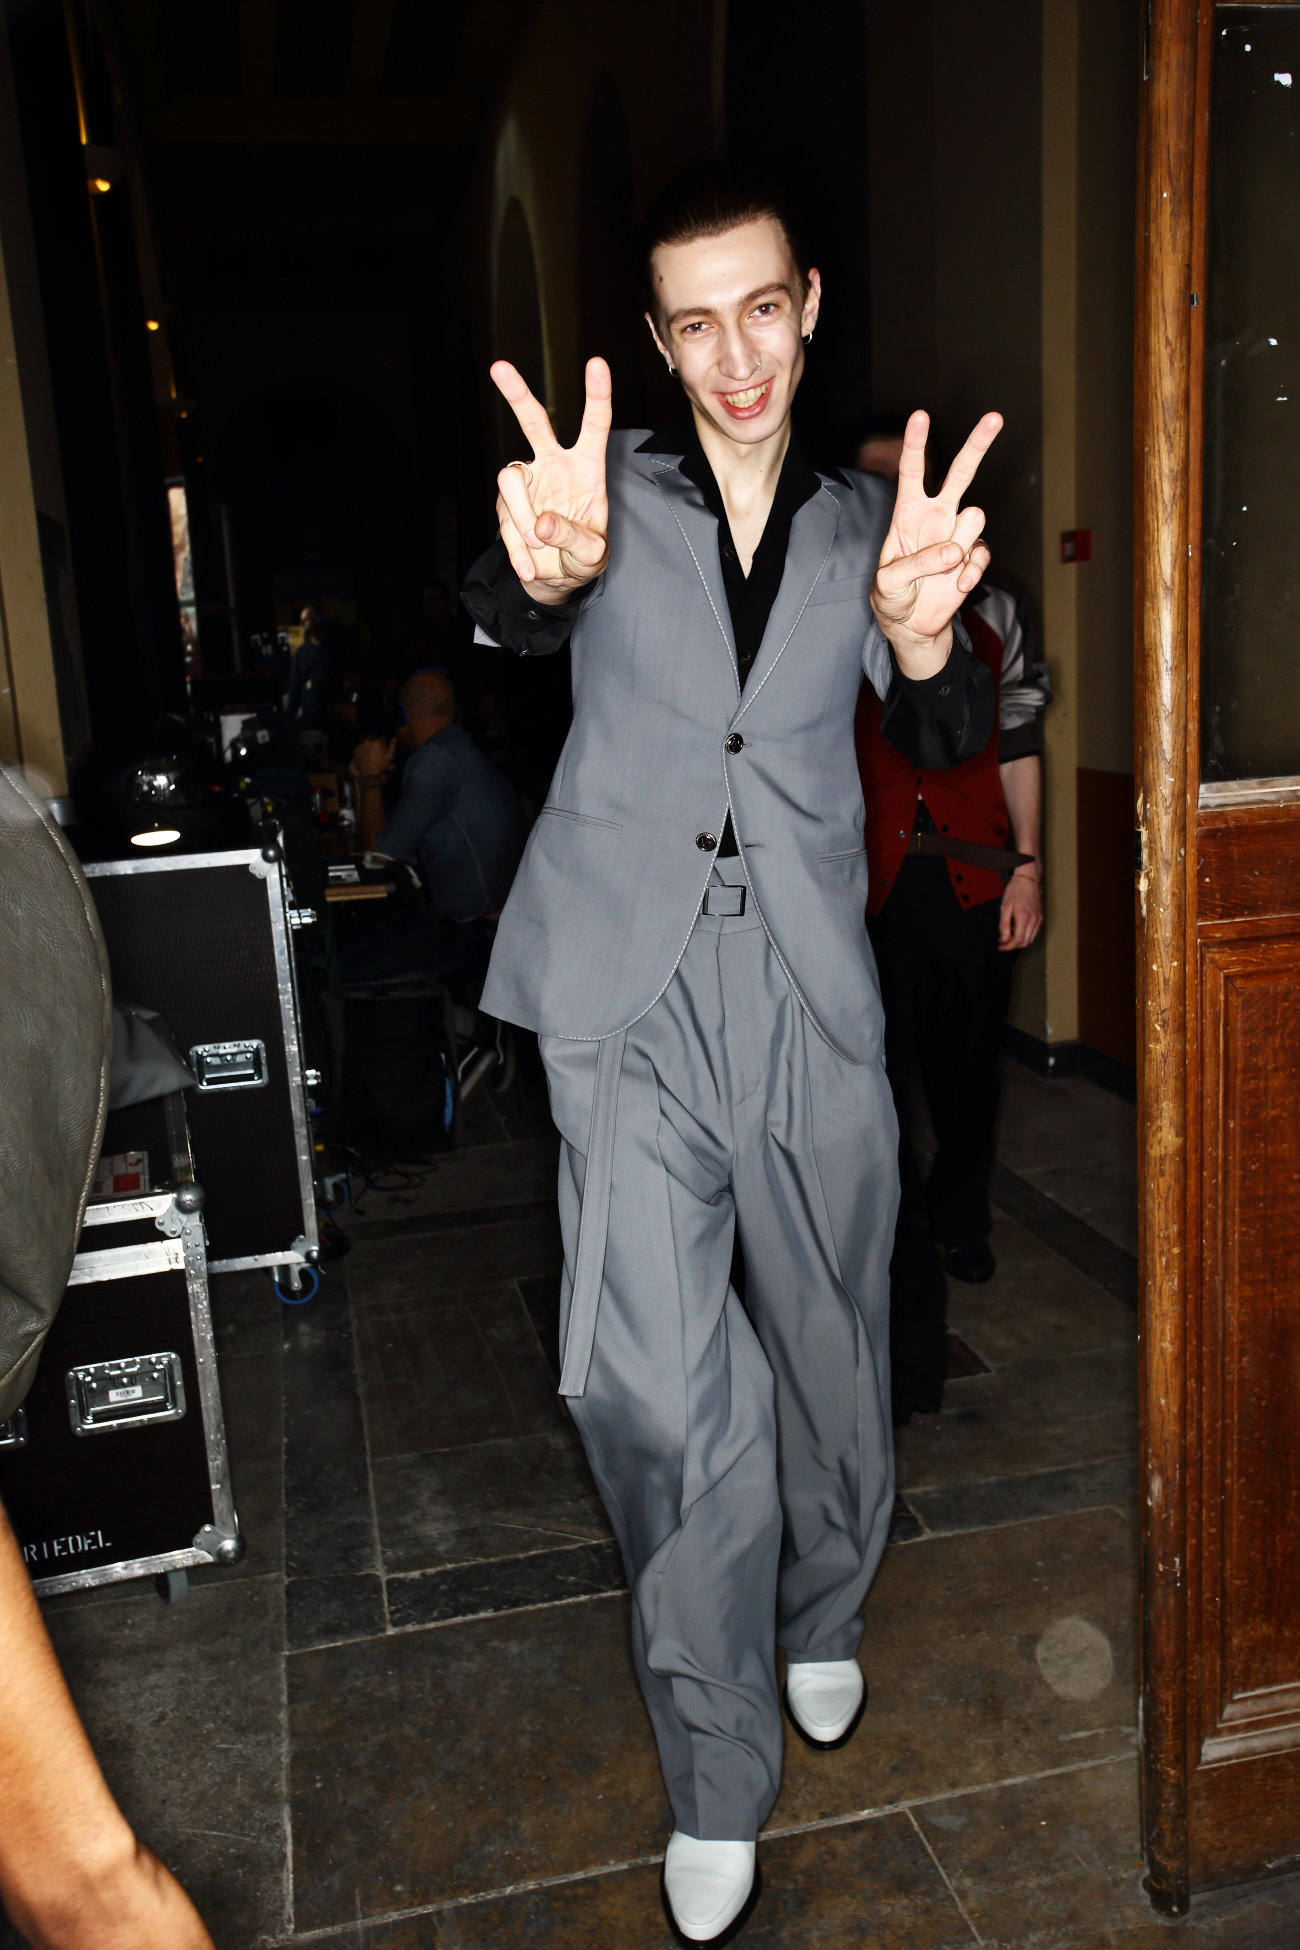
[724,383,768,408]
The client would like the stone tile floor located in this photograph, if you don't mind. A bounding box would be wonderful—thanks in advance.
[13,1055,1300,1947]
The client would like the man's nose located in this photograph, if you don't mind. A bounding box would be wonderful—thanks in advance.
[715,324,762,380]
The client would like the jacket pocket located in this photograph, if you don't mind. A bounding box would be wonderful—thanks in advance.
[808,573,871,607]
[818,845,868,864]
[538,805,623,832]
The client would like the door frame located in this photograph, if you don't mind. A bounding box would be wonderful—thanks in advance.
[1136,0,1300,1915]
[1135,0,1198,1915]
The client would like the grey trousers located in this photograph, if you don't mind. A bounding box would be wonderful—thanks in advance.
[539,900,899,1841]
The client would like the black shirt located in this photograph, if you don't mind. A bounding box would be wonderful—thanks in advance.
[638,413,827,852]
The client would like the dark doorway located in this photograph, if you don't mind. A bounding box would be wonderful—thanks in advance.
[725,0,871,469]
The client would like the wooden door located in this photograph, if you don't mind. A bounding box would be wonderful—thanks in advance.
[1138,0,1300,1914]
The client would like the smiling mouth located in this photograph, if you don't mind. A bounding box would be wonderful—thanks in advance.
[717,379,773,417]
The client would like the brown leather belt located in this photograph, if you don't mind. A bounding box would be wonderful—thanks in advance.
[912,831,1036,876]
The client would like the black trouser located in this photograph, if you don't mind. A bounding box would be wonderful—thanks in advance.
[867,855,1015,1417]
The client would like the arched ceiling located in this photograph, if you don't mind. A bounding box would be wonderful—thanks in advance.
[99,0,537,284]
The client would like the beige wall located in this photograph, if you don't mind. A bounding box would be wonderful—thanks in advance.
[868,0,1136,1051]
[0,102,62,792]
[1075,0,1137,780]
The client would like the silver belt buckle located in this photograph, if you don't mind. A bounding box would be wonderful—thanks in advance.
[702,885,746,917]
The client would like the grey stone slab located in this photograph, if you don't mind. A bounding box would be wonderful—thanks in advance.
[338,1137,559,1233]
[517,1272,562,1381]
[1016,1159,1140,1259]
[996,1062,1137,1255]
[345,1211,564,1303]
[44,1576,290,1950]
[386,1537,626,1630]
[287,1571,387,1651]
[289,1812,971,1948]
[895,1343,1137,1495]
[916,1758,1300,1950]
[345,1197,554,1247]
[282,1277,377,1579]
[772,1507,1137,1832]
[989,1166,1137,1310]
[352,1284,563,1459]
[371,1428,611,1576]
[906,1456,1138,1537]
[945,1215,1136,1368]
[287,1591,667,1929]
[997,1059,1136,1180]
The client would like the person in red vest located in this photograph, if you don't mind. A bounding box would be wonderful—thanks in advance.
[853,428,1049,1421]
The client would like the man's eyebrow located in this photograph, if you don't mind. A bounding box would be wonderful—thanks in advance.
[664,282,793,328]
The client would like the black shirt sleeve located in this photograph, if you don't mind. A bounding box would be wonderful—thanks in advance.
[877,619,995,770]
[461,538,592,658]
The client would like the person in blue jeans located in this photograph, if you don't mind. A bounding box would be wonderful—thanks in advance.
[345,667,526,982]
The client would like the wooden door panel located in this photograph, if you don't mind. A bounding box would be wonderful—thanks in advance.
[1139,0,1300,1909]
[1199,809,1300,922]
[1199,933,1300,1759]
[1188,1746,1300,1890]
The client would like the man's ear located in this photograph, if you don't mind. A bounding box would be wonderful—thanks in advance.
[645,310,673,370]
[801,268,823,339]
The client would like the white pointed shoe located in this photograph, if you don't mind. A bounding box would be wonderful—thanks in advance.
[660,1832,760,1945]
[783,1658,867,1751]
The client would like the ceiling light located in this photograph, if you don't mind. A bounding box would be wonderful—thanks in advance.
[130,826,181,848]
[90,176,112,194]
[146,318,160,332]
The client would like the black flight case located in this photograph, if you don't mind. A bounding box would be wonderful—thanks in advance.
[82,846,320,1290]
[0,1095,241,1599]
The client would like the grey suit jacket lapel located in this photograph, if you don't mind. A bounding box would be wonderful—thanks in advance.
[734,484,841,722]
[646,458,739,688]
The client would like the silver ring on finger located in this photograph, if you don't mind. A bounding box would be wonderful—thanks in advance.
[507,461,533,486]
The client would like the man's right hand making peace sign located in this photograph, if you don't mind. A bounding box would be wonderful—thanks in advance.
[492,356,612,608]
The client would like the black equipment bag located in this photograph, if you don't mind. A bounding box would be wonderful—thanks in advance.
[341,970,459,1161]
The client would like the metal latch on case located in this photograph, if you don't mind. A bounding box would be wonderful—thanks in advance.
[66,1353,186,1436]
[189,1040,268,1090]
[0,1406,28,1450]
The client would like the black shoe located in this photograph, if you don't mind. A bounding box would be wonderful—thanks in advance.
[892,1391,944,1427]
[944,1240,996,1284]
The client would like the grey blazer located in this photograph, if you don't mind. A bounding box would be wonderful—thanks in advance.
[470,431,947,1063]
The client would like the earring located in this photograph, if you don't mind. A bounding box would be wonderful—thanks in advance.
[668,365,677,375]
[802,332,813,347]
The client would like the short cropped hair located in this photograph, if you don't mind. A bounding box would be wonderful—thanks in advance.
[640,162,811,324]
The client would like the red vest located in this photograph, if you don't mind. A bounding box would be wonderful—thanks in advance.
[855,607,1008,916]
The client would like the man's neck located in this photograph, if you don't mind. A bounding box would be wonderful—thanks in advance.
[408,718,451,750]
[689,404,791,525]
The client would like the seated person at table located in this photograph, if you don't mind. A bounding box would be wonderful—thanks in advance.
[344,667,526,982]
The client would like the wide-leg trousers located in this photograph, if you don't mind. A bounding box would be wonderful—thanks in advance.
[539,899,899,1841]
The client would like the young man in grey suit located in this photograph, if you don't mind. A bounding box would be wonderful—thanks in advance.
[463,164,1001,1944]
